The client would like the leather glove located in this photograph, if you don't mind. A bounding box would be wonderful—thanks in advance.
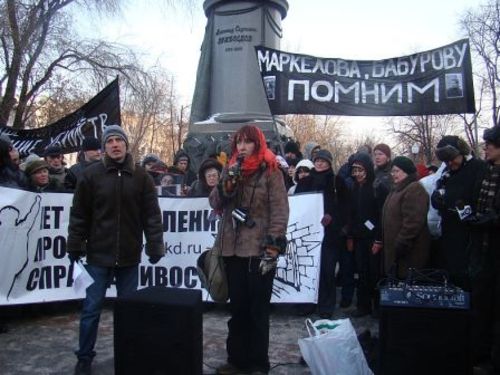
[149,255,163,265]
[68,252,83,265]
[321,214,332,227]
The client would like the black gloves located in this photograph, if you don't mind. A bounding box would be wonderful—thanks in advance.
[68,252,84,264]
[464,212,498,227]
[149,255,163,265]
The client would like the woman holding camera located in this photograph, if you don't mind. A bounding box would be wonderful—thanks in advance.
[209,125,289,375]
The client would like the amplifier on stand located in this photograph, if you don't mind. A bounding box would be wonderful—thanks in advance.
[378,283,472,375]
[114,286,202,375]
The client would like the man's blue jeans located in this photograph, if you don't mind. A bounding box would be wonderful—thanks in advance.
[75,264,138,361]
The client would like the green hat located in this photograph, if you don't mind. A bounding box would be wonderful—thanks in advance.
[25,159,49,176]
[392,156,416,175]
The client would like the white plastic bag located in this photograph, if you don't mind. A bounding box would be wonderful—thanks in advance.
[298,318,373,375]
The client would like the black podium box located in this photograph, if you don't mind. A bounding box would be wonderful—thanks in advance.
[378,305,471,375]
[114,287,202,375]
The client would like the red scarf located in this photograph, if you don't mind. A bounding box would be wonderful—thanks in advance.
[228,129,278,177]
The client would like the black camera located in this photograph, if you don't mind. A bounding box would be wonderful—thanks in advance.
[231,207,256,228]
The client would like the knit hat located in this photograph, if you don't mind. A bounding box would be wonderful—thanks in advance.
[284,141,303,159]
[435,135,470,162]
[483,126,500,147]
[25,159,49,176]
[374,143,391,159]
[174,149,190,165]
[44,144,62,157]
[313,149,333,166]
[102,125,128,148]
[392,156,417,175]
[141,153,161,167]
[295,159,314,171]
[81,137,101,151]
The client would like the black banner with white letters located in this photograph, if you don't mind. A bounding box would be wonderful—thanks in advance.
[256,39,475,116]
[0,78,121,157]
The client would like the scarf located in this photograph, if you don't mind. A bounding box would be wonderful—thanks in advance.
[228,129,278,177]
[476,163,500,251]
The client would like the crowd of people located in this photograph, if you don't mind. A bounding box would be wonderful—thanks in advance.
[1,123,499,375]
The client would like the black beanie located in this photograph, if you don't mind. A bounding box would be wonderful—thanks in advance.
[284,141,302,158]
[392,156,417,175]
[82,137,101,151]
[483,126,500,147]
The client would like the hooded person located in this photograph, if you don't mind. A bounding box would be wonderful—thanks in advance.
[172,149,197,188]
[430,135,487,289]
[303,142,321,161]
[288,158,314,195]
[347,152,388,317]
[188,158,223,197]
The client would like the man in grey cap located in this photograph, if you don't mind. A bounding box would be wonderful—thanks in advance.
[43,143,68,184]
[67,125,165,375]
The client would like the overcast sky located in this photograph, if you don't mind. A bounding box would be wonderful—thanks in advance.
[77,0,481,139]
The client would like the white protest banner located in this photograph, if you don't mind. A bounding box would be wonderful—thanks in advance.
[0,187,323,305]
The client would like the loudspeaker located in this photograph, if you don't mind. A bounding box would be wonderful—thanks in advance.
[378,306,472,375]
[114,287,202,375]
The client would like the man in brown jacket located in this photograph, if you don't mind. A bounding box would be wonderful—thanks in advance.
[67,125,165,375]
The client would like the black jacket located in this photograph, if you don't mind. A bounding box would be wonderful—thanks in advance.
[64,160,99,191]
[348,152,387,241]
[67,153,164,267]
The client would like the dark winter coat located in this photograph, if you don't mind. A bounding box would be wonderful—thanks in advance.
[64,160,99,190]
[469,164,500,280]
[67,153,164,267]
[209,166,289,258]
[48,166,68,185]
[374,162,393,195]
[382,174,431,278]
[0,164,27,189]
[348,152,387,242]
[432,157,487,288]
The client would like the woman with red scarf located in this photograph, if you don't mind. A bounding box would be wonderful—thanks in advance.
[209,125,289,375]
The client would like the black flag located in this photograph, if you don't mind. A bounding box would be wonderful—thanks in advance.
[0,78,121,157]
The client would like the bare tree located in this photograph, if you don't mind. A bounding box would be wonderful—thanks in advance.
[389,115,461,163]
[0,1,190,129]
[461,0,500,127]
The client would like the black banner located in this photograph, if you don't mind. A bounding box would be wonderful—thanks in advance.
[0,78,121,157]
[256,39,475,116]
